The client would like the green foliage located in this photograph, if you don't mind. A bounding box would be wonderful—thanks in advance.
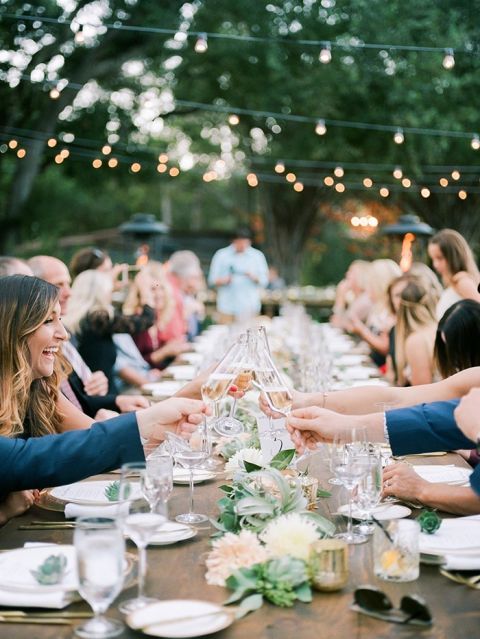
[225,556,312,608]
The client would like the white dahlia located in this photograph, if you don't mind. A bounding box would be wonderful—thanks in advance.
[260,513,321,561]
[224,448,264,478]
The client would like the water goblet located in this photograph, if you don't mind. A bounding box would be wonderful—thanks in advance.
[117,462,166,614]
[74,517,125,639]
[175,423,210,524]
[353,450,383,535]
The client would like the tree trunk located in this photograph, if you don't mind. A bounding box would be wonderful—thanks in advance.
[261,183,322,284]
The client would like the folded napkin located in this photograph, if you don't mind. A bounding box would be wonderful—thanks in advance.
[0,587,74,609]
[65,502,129,519]
[413,465,472,485]
[420,518,480,555]
[443,554,480,570]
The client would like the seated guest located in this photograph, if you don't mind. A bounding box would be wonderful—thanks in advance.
[167,250,206,340]
[64,269,155,392]
[125,261,190,369]
[394,279,439,386]
[113,333,162,391]
[28,255,149,415]
[0,490,37,527]
[435,299,480,377]
[428,228,480,319]
[69,246,127,285]
[0,256,33,276]
[331,260,371,329]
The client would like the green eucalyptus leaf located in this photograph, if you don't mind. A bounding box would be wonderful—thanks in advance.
[270,448,296,470]
[235,593,264,617]
[295,582,313,603]
[244,461,263,473]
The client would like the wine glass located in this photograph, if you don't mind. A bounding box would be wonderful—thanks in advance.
[74,517,125,639]
[117,462,166,614]
[174,422,210,524]
[353,450,383,536]
[144,454,173,518]
[331,428,370,545]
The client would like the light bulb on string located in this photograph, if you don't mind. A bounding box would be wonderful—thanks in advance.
[274,161,285,174]
[334,166,344,177]
[442,48,455,70]
[194,33,208,53]
[458,190,467,200]
[335,183,345,193]
[108,158,118,168]
[421,187,430,198]
[402,177,411,188]
[324,176,334,186]
[471,134,480,150]
[393,128,404,144]
[439,177,448,187]
[158,153,168,163]
[47,138,57,148]
[393,167,403,179]
[315,119,327,135]
[16,148,26,158]
[363,177,373,188]
[379,187,389,197]
[169,167,180,176]
[451,170,461,180]
[286,172,296,183]
[92,159,102,169]
[8,139,18,149]
[102,145,112,155]
[49,85,61,99]
[228,114,240,126]
[74,25,85,44]
[319,43,332,64]
[293,182,304,192]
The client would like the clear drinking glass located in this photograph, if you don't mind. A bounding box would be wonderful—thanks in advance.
[117,462,166,614]
[253,340,293,418]
[373,519,420,582]
[353,451,383,535]
[144,454,173,518]
[175,422,210,524]
[74,517,125,639]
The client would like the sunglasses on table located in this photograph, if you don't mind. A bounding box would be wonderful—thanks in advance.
[351,586,433,627]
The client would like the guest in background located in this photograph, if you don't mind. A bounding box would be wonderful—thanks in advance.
[0,256,33,276]
[69,246,127,287]
[113,333,162,391]
[64,269,155,392]
[346,258,402,368]
[208,228,269,323]
[428,228,480,319]
[385,274,411,384]
[267,266,285,291]
[331,260,371,328]
[435,300,480,378]
[167,250,206,340]
[125,261,190,369]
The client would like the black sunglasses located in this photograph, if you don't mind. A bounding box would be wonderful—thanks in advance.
[351,586,433,627]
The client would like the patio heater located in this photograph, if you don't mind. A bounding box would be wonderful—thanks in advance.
[381,214,434,272]
[118,213,169,265]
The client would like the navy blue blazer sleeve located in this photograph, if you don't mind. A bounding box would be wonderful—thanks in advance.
[0,413,144,497]
[386,399,480,496]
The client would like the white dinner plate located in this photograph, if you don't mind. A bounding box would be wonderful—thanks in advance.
[50,480,140,506]
[0,545,78,593]
[149,521,197,545]
[337,503,412,520]
[142,381,185,396]
[127,599,235,638]
[173,469,216,484]
[164,365,196,381]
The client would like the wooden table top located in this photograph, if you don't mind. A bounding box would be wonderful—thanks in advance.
[0,452,479,639]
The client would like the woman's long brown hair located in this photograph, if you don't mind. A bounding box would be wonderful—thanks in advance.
[0,275,70,437]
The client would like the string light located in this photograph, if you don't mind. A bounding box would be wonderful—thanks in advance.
[319,43,332,64]
[394,128,405,144]
[286,172,296,183]
[16,148,26,158]
[60,149,69,158]
[324,176,334,186]
[108,158,118,168]
[363,177,373,188]
[442,48,455,70]
[439,177,448,187]
[401,177,412,188]
[49,87,61,99]
[393,167,403,179]
[274,161,285,173]
[421,187,431,198]
[379,187,389,197]
[74,25,85,44]
[194,33,208,53]
[335,183,345,193]
[47,138,57,148]
[293,181,304,192]
[334,166,344,177]
[8,139,18,149]
[451,170,461,180]
[228,114,240,126]
[101,145,112,155]
[169,167,179,176]
[54,154,64,164]
[158,153,168,163]
[246,172,258,187]
[92,158,102,168]
[131,162,142,173]
[458,190,467,200]
[157,163,167,173]
[315,119,327,135]
[471,135,480,150]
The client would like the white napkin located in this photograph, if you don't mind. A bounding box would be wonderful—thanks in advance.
[443,554,480,570]
[413,465,472,485]
[166,365,196,380]
[65,502,129,519]
[420,519,480,554]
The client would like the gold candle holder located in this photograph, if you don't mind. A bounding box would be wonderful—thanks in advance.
[309,539,349,592]
[300,476,319,510]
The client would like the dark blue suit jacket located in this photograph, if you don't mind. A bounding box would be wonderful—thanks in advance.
[387,399,480,495]
[0,413,144,498]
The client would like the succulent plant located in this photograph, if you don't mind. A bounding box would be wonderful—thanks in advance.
[418,509,442,534]
[31,554,67,585]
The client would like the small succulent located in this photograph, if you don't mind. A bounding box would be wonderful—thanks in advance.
[31,554,67,585]
[418,509,442,534]
[104,480,120,501]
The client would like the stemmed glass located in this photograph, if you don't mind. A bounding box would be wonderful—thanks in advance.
[331,427,370,545]
[253,340,293,418]
[174,422,210,524]
[117,462,166,614]
[353,450,383,536]
[74,517,125,638]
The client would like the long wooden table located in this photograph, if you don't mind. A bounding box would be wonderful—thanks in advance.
[1,452,479,639]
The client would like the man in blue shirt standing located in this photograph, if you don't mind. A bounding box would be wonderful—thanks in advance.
[208,228,269,323]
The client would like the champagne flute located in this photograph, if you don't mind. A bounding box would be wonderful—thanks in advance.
[175,422,210,524]
[117,462,166,614]
[74,517,124,639]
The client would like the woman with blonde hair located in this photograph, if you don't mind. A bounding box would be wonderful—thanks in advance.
[347,258,402,367]
[428,228,480,319]
[64,269,155,392]
[394,279,439,386]
[126,261,190,369]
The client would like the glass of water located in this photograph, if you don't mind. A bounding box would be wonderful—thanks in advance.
[74,517,125,638]
[144,454,173,518]
[373,519,420,582]
[117,462,166,614]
